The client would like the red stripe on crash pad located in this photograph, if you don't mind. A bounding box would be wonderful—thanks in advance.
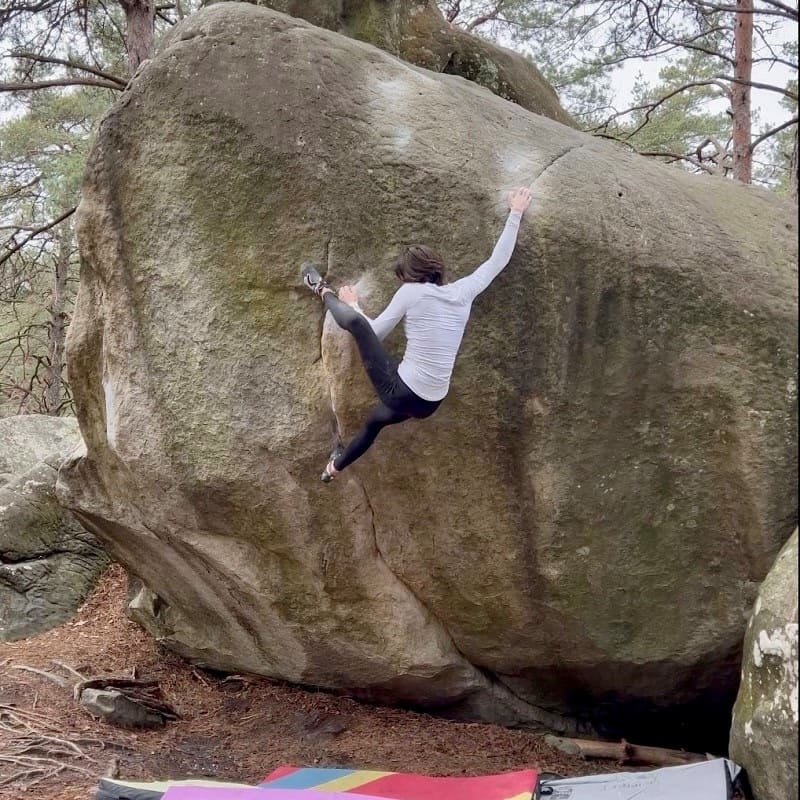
[264,766,299,780]
[346,769,537,799]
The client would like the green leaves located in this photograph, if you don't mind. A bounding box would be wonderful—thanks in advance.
[0,79,109,414]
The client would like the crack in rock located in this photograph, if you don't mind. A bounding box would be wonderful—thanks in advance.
[320,301,585,734]
[530,142,591,188]
[352,463,585,734]
[356,473,461,652]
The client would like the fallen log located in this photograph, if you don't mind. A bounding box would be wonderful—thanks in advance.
[544,735,707,766]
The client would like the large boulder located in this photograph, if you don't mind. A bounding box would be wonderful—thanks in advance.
[730,530,798,800]
[0,416,109,640]
[59,4,798,744]
[228,0,574,126]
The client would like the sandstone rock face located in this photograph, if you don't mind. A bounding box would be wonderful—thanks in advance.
[730,531,798,800]
[241,0,574,126]
[0,415,108,640]
[60,4,798,741]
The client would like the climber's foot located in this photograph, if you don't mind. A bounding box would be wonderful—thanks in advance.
[321,445,344,483]
[301,262,332,298]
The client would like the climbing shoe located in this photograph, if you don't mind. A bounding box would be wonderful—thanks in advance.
[301,262,331,297]
[321,445,344,483]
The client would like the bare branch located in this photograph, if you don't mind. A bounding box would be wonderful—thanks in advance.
[757,0,800,14]
[639,4,736,65]
[750,115,799,152]
[590,80,730,138]
[691,1,798,20]
[466,1,507,31]
[716,74,799,99]
[0,176,41,201]
[444,0,461,22]
[638,150,718,171]
[96,0,128,50]
[0,207,77,267]
[751,56,798,69]
[0,77,123,92]
[12,50,127,87]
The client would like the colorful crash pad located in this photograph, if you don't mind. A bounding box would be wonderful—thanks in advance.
[260,766,538,800]
[95,778,254,799]
[162,789,389,800]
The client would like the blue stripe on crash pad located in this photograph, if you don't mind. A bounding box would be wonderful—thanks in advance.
[261,769,354,789]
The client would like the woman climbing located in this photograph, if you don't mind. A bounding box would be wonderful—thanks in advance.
[302,185,532,482]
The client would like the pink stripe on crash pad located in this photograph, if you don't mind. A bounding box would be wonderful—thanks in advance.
[162,787,390,800]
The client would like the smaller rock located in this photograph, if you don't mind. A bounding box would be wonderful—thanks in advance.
[0,416,108,641]
[730,530,798,800]
[298,709,349,743]
[76,676,179,728]
[0,415,82,475]
[79,688,167,729]
[126,579,163,625]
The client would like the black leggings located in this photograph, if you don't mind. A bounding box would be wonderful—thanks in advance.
[323,293,441,471]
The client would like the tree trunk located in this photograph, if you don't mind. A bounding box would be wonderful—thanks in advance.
[119,0,155,73]
[44,231,69,414]
[731,0,753,183]
[790,124,798,203]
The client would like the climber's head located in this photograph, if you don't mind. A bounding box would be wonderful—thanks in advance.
[393,245,446,286]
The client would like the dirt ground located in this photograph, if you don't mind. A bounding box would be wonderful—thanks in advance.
[0,566,698,800]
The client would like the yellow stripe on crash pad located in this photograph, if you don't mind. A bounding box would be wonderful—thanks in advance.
[314,770,394,791]
[506,792,534,800]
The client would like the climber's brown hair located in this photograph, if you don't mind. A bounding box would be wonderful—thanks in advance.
[392,245,446,286]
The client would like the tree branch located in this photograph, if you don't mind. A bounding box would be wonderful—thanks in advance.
[0,207,77,267]
[466,1,506,31]
[758,0,800,14]
[691,1,798,20]
[590,79,730,138]
[750,115,799,152]
[444,0,461,23]
[96,0,128,50]
[639,6,736,65]
[716,74,799,99]
[751,56,798,70]
[12,50,127,87]
[545,735,706,766]
[0,77,123,92]
[638,150,718,171]
[593,132,722,173]
[0,176,41,202]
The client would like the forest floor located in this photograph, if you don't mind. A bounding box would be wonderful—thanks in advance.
[0,566,716,800]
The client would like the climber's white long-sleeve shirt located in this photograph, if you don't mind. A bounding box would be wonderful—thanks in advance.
[355,209,523,402]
